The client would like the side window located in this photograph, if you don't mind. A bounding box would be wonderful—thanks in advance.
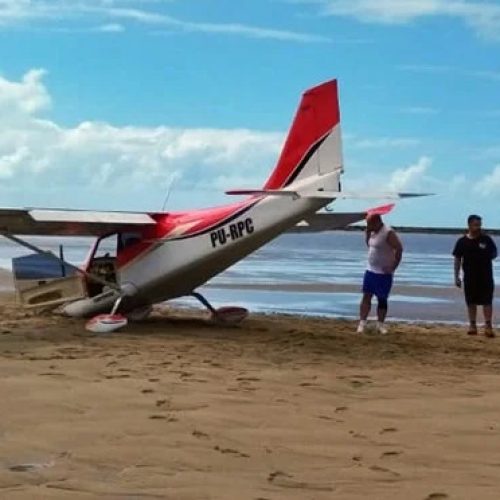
[94,234,118,259]
[119,232,142,251]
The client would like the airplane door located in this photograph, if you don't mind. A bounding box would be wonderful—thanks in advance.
[13,252,86,309]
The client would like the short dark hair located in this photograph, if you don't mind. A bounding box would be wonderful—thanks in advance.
[467,214,482,224]
[366,214,382,224]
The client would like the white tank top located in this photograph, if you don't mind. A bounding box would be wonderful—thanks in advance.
[367,225,395,274]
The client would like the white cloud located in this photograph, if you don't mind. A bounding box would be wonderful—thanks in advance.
[347,136,420,149]
[475,165,500,195]
[97,23,125,33]
[0,0,329,42]
[297,0,500,41]
[399,106,440,115]
[0,68,51,115]
[388,156,432,191]
[0,69,283,202]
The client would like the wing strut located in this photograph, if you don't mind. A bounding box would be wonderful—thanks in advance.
[2,233,121,292]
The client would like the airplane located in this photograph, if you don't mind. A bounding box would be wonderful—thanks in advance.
[0,80,428,332]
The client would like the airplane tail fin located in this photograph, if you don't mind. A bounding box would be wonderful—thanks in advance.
[263,80,343,192]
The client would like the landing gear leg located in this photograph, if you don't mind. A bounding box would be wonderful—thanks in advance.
[111,296,124,315]
[190,292,249,325]
[191,292,217,315]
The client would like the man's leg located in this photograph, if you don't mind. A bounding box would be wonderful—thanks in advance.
[360,293,372,320]
[375,274,392,334]
[484,305,495,338]
[357,293,372,333]
[467,304,478,335]
[377,297,389,334]
[377,297,388,323]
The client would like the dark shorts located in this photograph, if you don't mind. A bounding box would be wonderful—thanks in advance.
[464,277,494,306]
[363,270,393,300]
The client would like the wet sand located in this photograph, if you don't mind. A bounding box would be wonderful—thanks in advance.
[1,294,500,499]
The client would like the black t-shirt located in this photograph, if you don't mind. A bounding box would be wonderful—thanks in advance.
[453,234,498,281]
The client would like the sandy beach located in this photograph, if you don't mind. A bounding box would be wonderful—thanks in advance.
[0,290,500,500]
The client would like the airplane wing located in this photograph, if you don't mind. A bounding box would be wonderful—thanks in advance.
[290,204,395,233]
[0,208,156,237]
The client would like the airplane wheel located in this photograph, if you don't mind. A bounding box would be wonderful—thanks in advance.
[212,306,249,325]
[127,305,153,322]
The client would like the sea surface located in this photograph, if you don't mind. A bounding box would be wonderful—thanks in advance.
[1,232,499,323]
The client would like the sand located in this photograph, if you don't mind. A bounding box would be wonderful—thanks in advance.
[1,295,500,499]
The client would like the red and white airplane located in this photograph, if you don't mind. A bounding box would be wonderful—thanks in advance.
[0,80,426,332]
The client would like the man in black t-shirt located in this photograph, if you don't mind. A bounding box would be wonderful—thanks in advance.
[453,215,497,337]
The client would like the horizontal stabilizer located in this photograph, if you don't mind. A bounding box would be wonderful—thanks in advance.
[226,189,432,200]
[326,192,432,200]
[290,203,396,233]
[225,189,297,197]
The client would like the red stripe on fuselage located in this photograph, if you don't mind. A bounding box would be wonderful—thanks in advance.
[116,198,256,268]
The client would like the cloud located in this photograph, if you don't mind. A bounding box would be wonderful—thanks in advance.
[398,106,440,115]
[0,69,283,205]
[96,23,125,33]
[347,136,420,149]
[0,0,329,43]
[0,68,51,115]
[475,165,500,195]
[388,156,432,191]
[296,0,500,41]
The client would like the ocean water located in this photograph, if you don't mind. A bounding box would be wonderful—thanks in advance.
[211,232,500,288]
[1,232,499,322]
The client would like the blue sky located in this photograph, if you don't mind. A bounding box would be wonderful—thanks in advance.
[0,0,499,227]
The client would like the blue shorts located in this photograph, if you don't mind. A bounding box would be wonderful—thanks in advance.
[362,270,393,300]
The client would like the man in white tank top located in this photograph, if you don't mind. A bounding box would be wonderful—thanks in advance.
[357,214,403,334]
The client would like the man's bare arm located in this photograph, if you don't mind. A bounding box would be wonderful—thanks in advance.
[387,231,403,272]
[454,257,462,288]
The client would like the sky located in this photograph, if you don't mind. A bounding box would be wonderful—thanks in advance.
[0,0,499,227]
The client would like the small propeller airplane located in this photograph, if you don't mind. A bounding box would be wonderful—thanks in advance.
[0,80,428,332]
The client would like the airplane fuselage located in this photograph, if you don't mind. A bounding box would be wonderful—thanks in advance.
[63,177,334,318]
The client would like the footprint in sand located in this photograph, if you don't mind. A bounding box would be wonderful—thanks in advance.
[369,465,400,478]
[267,471,334,492]
[141,389,154,394]
[335,406,348,413]
[192,430,210,440]
[214,445,249,458]
[381,451,402,458]
[349,430,368,440]
[425,494,449,500]
[149,414,178,422]
[380,427,398,435]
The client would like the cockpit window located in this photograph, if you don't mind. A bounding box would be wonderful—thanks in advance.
[119,232,142,250]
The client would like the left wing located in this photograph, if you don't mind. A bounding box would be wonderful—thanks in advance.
[0,208,156,236]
